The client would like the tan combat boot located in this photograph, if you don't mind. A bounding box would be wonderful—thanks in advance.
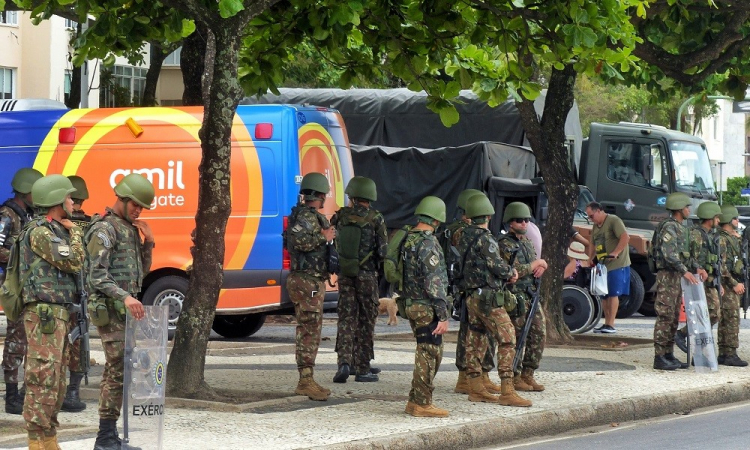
[521,368,545,391]
[499,378,532,407]
[409,403,450,417]
[405,401,417,414]
[467,374,499,403]
[295,368,330,401]
[481,371,502,394]
[454,371,470,394]
[28,437,45,450]
[513,374,534,392]
[43,435,61,450]
[308,368,331,396]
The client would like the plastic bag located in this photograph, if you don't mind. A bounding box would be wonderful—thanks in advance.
[590,264,608,297]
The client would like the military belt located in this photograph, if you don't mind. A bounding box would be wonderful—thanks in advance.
[27,302,71,321]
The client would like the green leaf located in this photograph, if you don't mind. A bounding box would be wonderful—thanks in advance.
[438,105,460,127]
[218,0,244,19]
[134,16,150,24]
[181,19,196,37]
[103,53,116,67]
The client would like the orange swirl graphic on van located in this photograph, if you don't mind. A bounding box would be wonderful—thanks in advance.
[299,123,344,217]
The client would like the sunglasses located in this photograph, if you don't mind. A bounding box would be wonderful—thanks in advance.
[513,218,530,224]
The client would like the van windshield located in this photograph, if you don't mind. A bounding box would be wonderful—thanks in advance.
[670,140,715,196]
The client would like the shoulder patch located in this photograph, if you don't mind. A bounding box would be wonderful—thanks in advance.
[57,244,70,257]
[429,254,439,267]
[662,233,672,243]
[96,231,112,248]
[291,224,303,233]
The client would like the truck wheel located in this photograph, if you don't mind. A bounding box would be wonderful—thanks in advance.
[212,313,266,339]
[141,275,188,340]
[616,269,645,319]
[638,293,657,317]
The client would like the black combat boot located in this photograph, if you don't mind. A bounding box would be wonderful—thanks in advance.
[61,372,87,412]
[4,383,22,415]
[674,329,688,353]
[93,419,120,450]
[664,353,688,369]
[332,363,350,383]
[354,372,379,382]
[719,354,749,367]
[653,355,679,371]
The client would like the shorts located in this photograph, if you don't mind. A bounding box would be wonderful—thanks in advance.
[607,266,631,297]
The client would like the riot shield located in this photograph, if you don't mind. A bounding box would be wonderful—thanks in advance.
[124,306,169,449]
[681,279,718,373]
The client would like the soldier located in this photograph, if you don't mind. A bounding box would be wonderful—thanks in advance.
[1,167,42,415]
[20,175,84,449]
[458,194,531,407]
[400,196,450,417]
[446,190,500,396]
[716,205,748,367]
[675,201,722,353]
[652,192,698,371]
[59,175,91,413]
[332,176,387,383]
[87,173,154,450]
[286,172,336,401]
[497,202,548,392]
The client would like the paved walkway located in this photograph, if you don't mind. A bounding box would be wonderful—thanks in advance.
[2,315,750,450]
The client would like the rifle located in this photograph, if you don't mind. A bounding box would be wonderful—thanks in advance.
[513,275,542,372]
[449,246,462,321]
[743,233,749,319]
[67,271,90,384]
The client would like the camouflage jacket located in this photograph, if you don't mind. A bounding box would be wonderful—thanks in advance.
[457,226,513,290]
[401,229,449,321]
[20,217,84,305]
[497,232,536,294]
[719,228,743,287]
[331,203,387,273]
[0,199,33,266]
[86,208,154,301]
[656,218,689,274]
[287,204,330,279]
[688,225,720,275]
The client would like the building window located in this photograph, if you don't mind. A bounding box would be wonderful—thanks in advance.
[64,70,73,104]
[163,47,181,66]
[102,65,148,107]
[64,18,77,29]
[0,68,15,100]
[0,11,18,25]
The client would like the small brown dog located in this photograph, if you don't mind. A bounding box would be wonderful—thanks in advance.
[378,296,399,326]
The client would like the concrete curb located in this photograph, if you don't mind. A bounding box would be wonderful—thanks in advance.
[318,380,750,450]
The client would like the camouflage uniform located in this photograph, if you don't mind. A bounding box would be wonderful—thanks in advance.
[653,218,690,356]
[21,217,84,440]
[498,233,546,374]
[686,226,721,326]
[718,228,743,358]
[332,203,387,375]
[458,226,515,380]
[67,209,91,374]
[400,229,449,406]
[0,200,33,385]
[87,208,153,420]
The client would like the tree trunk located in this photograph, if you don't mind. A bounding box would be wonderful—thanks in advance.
[515,64,579,344]
[165,25,242,398]
[141,41,171,106]
[180,23,209,106]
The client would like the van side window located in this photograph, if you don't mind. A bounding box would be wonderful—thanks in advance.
[607,142,656,188]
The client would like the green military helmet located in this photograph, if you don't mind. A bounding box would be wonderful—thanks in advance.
[503,201,532,223]
[719,205,739,225]
[465,193,494,219]
[11,168,43,195]
[344,176,377,201]
[457,189,483,210]
[414,196,446,223]
[299,172,330,194]
[31,174,76,208]
[114,173,155,209]
[665,192,691,211]
[67,175,89,200]
[696,202,722,220]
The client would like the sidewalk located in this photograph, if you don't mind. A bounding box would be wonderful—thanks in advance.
[2,315,750,450]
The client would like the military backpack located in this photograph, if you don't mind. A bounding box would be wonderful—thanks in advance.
[335,208,379,277]
[0,223,42,322]
[383,226,411,291]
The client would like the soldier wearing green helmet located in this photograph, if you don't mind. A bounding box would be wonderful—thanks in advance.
[716,204,748,367]
[651,192,698,370]
[285,172,336,401]
[86,173,155,449]
[67,175,92,229]
[331,176,387,383]
[497,202,548,392]
[1,167,42,416]
[400,196,451,417]
[19,174,85,448]
[674,201,722,355]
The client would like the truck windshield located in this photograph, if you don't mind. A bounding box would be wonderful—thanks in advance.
[670,140,715,196]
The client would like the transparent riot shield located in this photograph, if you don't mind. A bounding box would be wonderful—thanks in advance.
[681,279,718,373]
[124,305,168,449]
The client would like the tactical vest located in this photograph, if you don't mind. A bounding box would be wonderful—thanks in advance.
[286,205,328,277]
[20,219,77,304]
[457,227,498,290]
[400,231,434,302]
[720,229,744,279]
[498,233,535,292]
[691,226,719,274]
[86,213,144,296]
[70,210,92,231]
[334,205,380,275]
[654,218,689,271]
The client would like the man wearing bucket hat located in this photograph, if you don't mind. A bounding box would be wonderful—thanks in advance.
[564,242,589,280]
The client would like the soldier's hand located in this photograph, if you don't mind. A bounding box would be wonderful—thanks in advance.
[322,227,336,242]
[720,286,725,296]
[133,220,154,243]
[509,269,519,284]
[433,320,449,336]
[697,268,708,282]
[59,218,76,230]
[683,272,699,284]
[532,265,546,278]
[125,295,145,320]
[734,283,746,295]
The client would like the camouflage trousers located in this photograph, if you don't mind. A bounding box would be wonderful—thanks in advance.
[653,270,682,355]
[456,320,495,372]
[287,272,325,370]
[67,312,82,373]
[3,314,27,383]
[718,285,741,356]
[23,305,70,439]
[406,303,442,406]
[678,279,720,335]
[97,316,126,420]
[512,293,546,373]
[335,271,379,374]
[466,294,515,379]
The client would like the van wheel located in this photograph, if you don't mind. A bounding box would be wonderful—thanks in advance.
[212,313,266,339]
[616,269,645,319]
[141,276,188,340]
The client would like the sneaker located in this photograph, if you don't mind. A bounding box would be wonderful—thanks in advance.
[599,325,617,334]
[593,324,605,332]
